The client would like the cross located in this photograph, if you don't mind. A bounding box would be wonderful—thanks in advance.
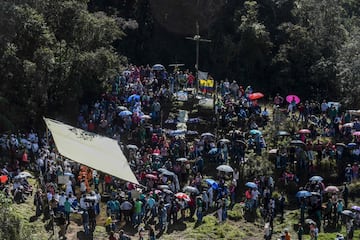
[186,21,211,93]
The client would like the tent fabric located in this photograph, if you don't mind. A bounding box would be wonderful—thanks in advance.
[43,117,139,185]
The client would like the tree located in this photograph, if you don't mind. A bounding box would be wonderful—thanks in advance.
[336,21,360,107]
[0,0,126,129]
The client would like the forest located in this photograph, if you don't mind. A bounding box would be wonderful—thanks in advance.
[0,0,360,130]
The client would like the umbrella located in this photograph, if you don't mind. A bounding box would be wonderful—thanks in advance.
[351,206,360,212]
[309,176,323,182]
[286,95,300,104]
[150,189,162,195]
[140,115,151,120]
[175,192,191,201]
[245,182,258,189]
[342,210,355,218]
[152,153,160,156]
[324,186,339,193]
[163,189,173,195]
[277,131,290,136]
[152,64,165,71]
[218,138,231,144]
[228,130,241,135]
[298,129,311,134]
[353,131,360,136]
[14,171,33,179]
[161,170,175,176]
[311,192,321,197]
[123,70,131,76]
[117,106,128,111]
[157,185,170,190]
[335,143,346,147]
[296,190,312,198]
[126,144,138,150]
[348,143,357,148]
[119,110,133,117]
[208,148,219,155]
[201,132,215,138]
[236,140,248,147]
[290,140,305,146]
[0,175,8,184]
[157,168,168,173]
[305,219,316,225]
[176,158,188,162]
[343,123,354,128]
[183,186,199,194]
[127,94,140,103]
[64,172,74,177]
[249,129,262,135]
[216,165,234,173]
[268,149,278,154]
[205,179,219,189]
[248,92,264,100]
[145,174,158,180]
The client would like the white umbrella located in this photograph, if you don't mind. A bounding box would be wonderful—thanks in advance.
[140,115,151,120]
[126,144,138,150]
[117,106,128,111]
[201,132,215,138]
[176,158,188,162]
[15,171,33,179]
[218,138,231,144]
[183,186,199,194]
[216,165,234,173]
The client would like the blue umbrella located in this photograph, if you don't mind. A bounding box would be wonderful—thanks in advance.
[152,64,165,71]
[245,182,257,189]
[127,94,140,103]
[208,148,219,155]
[119,110,132,117]
[205,179,219,189]
[296,190,312,198]
[348,142,357,148]
[249,129,262,135]
[309,176,323,182]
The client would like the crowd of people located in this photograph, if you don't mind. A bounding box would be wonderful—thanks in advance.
[1,63,360,240]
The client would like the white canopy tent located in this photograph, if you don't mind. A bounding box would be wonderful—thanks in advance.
[44,117,139,185]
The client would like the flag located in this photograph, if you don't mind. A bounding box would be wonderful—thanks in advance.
[198,70,214,93]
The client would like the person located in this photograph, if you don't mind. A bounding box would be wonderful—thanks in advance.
[64,197,71,224]
[119,229,131,240]
[297,223,304,240]
[109,231,117,240]
[284,228,291,240]
[274,93,284,107]
[58,212,67,239]
[196,196,203,224]
[335,233,344,240]
[346,219,354,240]
[149,226,156,240]
[342,183,349,208]
[82,210,90,235]
[264,222,271,240]
[216,198,223,223]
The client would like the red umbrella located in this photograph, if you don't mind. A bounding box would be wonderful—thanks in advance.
[175,192,191,201]
[0,175,8,184]
[249,92,264,100]
[298,129,311,134]
[286,95,300,104]
[145,174,158,180]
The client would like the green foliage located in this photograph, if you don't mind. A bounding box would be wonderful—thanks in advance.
[0,0,126,128]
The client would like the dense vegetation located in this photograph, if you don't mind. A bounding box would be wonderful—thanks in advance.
[1,0,360,128]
